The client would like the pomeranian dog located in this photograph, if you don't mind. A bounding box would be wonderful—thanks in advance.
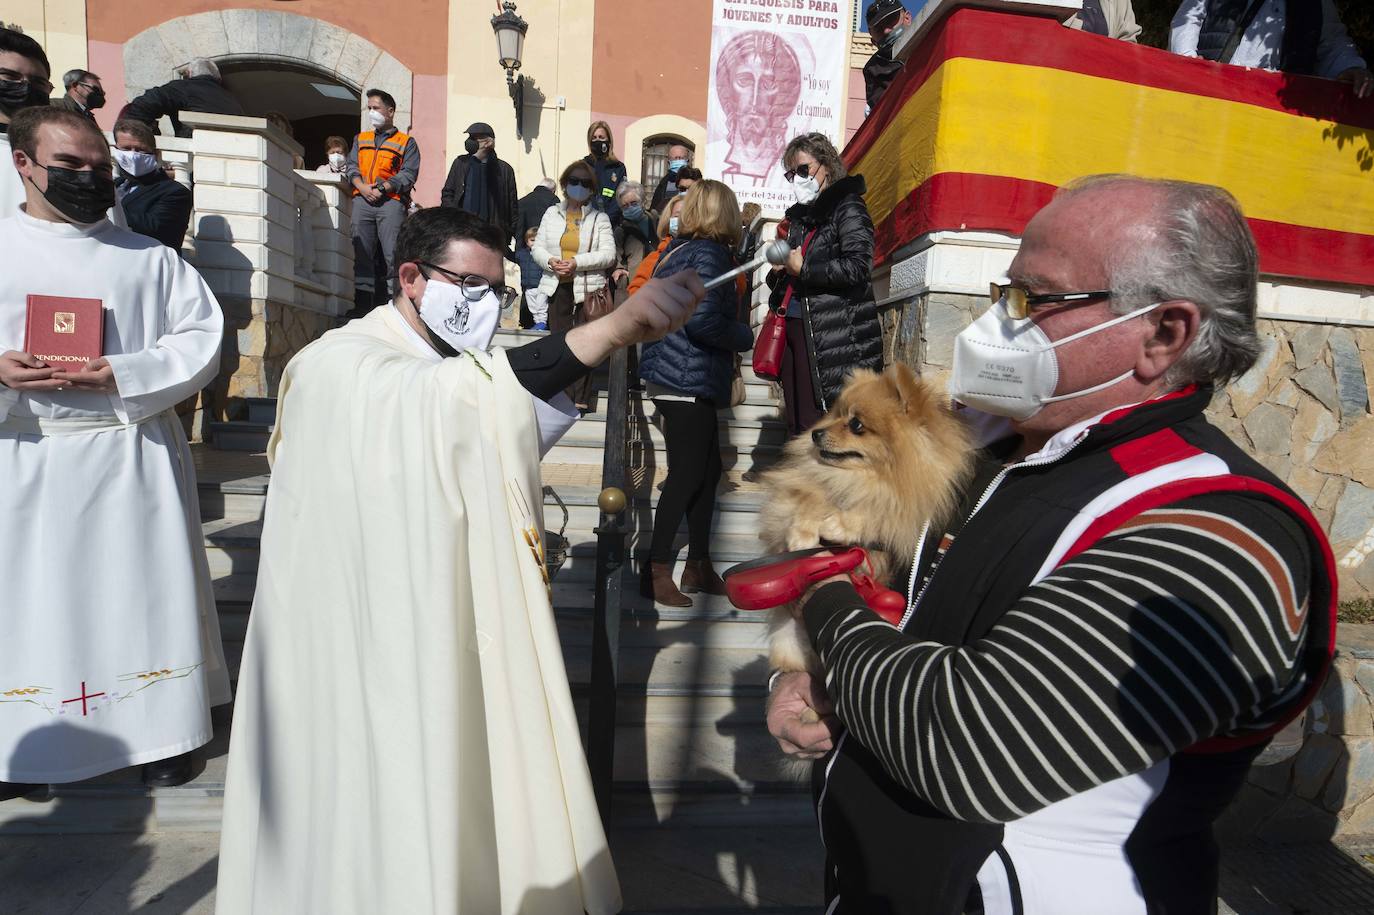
[759,363,975,681]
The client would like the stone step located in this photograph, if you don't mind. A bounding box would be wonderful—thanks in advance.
[213,625,771,702]
[211,404,788,459]
[212,572,771,627]
[201,479,770,540]
[202,518,768,580]
[208,394,784,454]
[0,693,809,837]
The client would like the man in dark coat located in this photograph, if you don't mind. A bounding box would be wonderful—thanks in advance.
[439,121,519,251]
[863,0,912,111]
[648,143,693,213]
[51,69,103,120]
[111,118,191,250]
[517,178,558,239]
[121,58,244,138]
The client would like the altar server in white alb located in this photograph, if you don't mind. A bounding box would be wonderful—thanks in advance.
[0,106,228,794]
[0,28,126,226]
[217,208,707,914]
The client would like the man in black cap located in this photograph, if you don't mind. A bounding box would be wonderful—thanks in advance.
[440,121,519,251]
[863,0,913,111]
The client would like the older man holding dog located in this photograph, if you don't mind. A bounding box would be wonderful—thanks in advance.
[768,175,1335,914]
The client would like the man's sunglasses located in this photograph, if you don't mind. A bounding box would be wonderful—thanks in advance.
[782,163,813,183]
[565,177,596,190]
[990,282,1113,320]
[420,262,520,310]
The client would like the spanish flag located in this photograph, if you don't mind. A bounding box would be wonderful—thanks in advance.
[846,8,1374,287]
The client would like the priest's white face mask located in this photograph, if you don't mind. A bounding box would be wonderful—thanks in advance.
[412,263,503,355]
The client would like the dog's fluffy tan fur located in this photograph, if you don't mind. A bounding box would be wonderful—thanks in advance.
[759,364,975,679]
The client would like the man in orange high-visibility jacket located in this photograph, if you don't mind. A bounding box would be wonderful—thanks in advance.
[345,88,421,315]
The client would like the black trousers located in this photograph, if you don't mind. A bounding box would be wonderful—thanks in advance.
[780,316,825,438]
[650,398,723,563]
[548,282,593,406]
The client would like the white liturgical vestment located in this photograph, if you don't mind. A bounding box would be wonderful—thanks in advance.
[217,307,619,914]
[0,208,228,782]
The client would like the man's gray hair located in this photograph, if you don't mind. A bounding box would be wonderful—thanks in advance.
[1059,175,1261,389]
[616,180,643,205]
[782,132,846,181]
[62,69,93,90]
[182,58,221,81]
[539,177,556,192]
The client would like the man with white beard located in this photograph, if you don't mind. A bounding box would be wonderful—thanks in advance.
[0,106,227,796]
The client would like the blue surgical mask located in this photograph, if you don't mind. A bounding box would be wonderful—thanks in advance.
[668,216,680,235]
[669,158,689,171]
[566,184,591,203]
[624,204,644,222]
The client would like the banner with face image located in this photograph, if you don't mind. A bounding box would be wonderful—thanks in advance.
[705,0,854,216]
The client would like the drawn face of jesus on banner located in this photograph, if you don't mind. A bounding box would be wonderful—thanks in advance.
[715,31,803,180]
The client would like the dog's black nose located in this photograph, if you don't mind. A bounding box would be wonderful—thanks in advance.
[811,428,824,445]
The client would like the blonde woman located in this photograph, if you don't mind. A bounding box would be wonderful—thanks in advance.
[628,195,686,295]
[637,181,753,606]
[583,120,627,225]
[533,160,617,408]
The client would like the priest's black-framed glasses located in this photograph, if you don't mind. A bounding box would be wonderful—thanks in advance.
[419,262,520,311]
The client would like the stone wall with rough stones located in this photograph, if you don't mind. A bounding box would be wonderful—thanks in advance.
[1215,625,1374,842]
[887,295,1374,598]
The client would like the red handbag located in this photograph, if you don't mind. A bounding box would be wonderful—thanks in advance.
[752,228,818,381]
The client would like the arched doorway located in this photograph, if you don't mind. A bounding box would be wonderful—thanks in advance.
[121,10,415,166]
[219,62,358,170]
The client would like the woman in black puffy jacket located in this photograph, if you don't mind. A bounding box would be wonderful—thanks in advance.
[766,132,883,436]
[638,181,753,607]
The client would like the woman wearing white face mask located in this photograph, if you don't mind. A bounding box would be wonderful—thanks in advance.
[533,160,618,409]
[111,117,191,250]
[315,135,349,178]
[766,132,884,437]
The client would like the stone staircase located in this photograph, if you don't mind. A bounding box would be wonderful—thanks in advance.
[0,329,824,911]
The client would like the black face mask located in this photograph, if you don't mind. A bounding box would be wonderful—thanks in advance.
[591,139,609,157]
[30,163,116,224]
[0,78,49,115]
[464,137,479,155]
[85,88,106,110]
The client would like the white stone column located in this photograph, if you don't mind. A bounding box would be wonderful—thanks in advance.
[182,112,304,402]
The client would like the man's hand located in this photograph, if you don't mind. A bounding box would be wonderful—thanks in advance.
[361,185,384,204]
[767,671,840,759]
[53,357,116,393]
[564,271,705,368]
[784,248,804,277]
[611,268,629,285]
[1338,67,1374,99]
[0,351,64,392]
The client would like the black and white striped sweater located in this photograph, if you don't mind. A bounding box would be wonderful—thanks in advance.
[802,388,1335,915]
[805,492,1312,825]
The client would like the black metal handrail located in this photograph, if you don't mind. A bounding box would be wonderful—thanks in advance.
[586,340,630,819]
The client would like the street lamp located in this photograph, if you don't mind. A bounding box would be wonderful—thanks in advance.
[491,0,529,138]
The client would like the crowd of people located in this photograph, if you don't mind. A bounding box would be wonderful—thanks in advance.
[863,0,1372,108]
[0,3,1362,911]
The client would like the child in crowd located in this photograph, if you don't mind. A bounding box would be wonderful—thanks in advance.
[516,226,549,331]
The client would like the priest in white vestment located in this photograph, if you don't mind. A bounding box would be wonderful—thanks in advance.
[0,31,125,227]
[0,107,228,791]
[217,208,707,914]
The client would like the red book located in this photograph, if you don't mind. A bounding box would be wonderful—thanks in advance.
[24,295,104,372]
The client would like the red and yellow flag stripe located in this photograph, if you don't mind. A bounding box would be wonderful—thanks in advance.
[845,9,1374,286]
